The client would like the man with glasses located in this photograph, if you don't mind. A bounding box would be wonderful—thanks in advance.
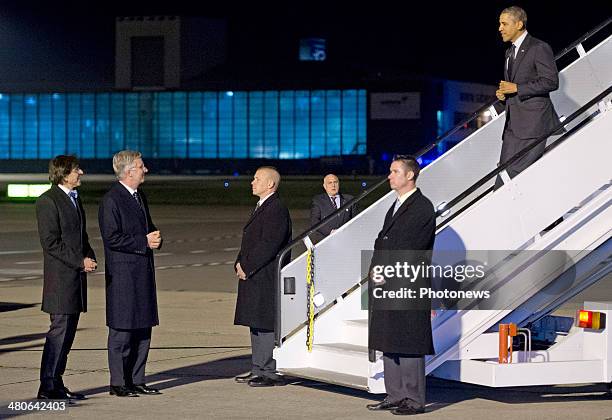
[36,155,97,400]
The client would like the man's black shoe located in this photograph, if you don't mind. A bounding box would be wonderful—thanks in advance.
[247,376,285,387]
[61,387,86,400]
[234,372,255,383]
[391,399,425,415]
[37,389,69,400]
[131,384,161,395]
[366,398,401,411]
[109,385,139,397]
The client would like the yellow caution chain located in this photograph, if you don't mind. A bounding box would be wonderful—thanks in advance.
[306,247,315,352]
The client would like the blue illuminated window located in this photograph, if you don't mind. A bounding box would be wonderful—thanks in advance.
[39,94,53,159]
[24,95,39,158]
[0,89,367,161]
[0,94,9,158]
[95,94,110,158]
[81,94,95,158]
[248,92,264,158]
[203,92,218,158]
[233,92,248,159]
[67,94,81,156]
[188,92,203,158]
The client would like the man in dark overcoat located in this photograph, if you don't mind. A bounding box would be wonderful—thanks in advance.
[234,166,292,387]
[36,155,97,400]
[367,155,436,415]
[309,173,357,242]
[98,150,162,397]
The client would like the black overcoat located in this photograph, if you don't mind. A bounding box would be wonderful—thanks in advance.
[98,182,159,329]
[36,185,95,314]
[234,192,292,330]
[309,193,357,242]
[368,188,436,355]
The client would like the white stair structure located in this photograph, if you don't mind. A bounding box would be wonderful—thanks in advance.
[274,22,612,392]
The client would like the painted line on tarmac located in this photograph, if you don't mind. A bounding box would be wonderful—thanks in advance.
[0,250,40,256]
[155,261,236,271]
[0,269,43,276]
[15,261,40,265]
[0,259,236,282]
[0,276,42,282]
[155,252,173,257]
[162,234,242,245]
[92,235,241,245]
[222,247,240,252]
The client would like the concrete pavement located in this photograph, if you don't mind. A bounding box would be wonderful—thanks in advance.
[1,203,611,419]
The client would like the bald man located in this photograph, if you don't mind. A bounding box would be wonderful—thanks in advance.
[234,167,292,387]
[309,174,357,243]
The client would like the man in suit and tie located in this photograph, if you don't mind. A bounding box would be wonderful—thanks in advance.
[495,6,560,189]
[98,150,162,397]
[36,155,97,400]
[309,174,357,243]
[234,167,292,387]
[366,155,436,415]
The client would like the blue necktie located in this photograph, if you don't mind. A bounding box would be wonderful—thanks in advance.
[68,190,78,208]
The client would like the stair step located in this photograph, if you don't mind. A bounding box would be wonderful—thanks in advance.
[314,342,368,354]
[310,343,370,377]
[344,319,368,326]
[279,367,368,390]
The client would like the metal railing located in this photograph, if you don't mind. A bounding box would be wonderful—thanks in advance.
[274,18,612,344]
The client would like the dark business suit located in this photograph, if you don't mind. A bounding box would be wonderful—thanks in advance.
[369,188,436,408]
[234,192,292,378]
[36,185,95,393]
[309,193,356,242]
[98,182,159,387]
[496,33,560,189]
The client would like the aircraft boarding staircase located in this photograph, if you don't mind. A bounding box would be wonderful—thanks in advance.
[273,19,612,392]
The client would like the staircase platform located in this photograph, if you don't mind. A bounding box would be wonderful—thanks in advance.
[280,367,368,390]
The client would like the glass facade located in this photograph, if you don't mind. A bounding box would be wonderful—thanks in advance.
[0,89,367,159]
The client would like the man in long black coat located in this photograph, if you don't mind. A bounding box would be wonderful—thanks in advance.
[309,173,357,243]
[367,155,436,415]
[234,166,292,387]
[36,155,97,400]
[99,150,162,397]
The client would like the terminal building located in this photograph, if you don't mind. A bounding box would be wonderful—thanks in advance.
[0,15,494,174]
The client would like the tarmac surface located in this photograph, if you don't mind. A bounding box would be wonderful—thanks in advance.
[1,201,611,419]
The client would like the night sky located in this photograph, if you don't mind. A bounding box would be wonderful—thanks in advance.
[1,1,609,87]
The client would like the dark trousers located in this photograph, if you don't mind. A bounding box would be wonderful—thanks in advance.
[250,328,278,379]
[108,327,152,387]
[39,313,80,391]
[383,353,426,408]
[494,127,546,190]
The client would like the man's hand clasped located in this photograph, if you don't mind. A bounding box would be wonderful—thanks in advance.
[83,257,97,272]
[235,262,247,281]
[147,230,162,249]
